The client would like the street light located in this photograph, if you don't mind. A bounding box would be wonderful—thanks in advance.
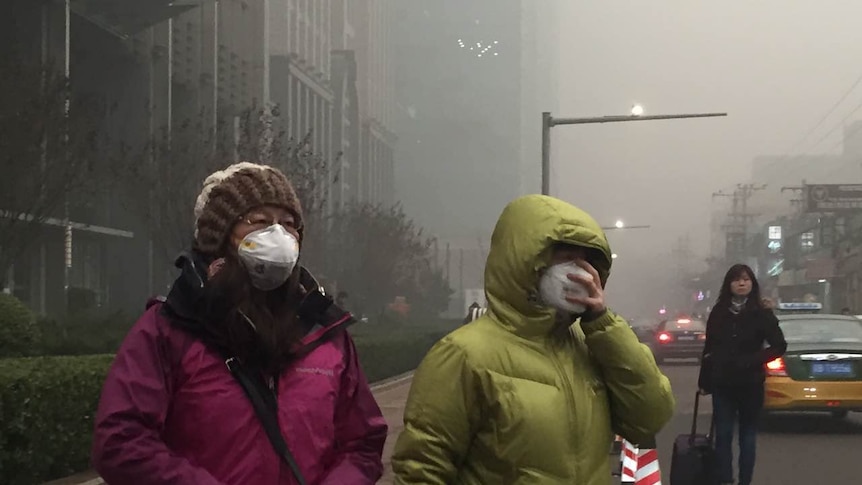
[615,220,625,229]
[612,253,619,260]
[541,108,728,195]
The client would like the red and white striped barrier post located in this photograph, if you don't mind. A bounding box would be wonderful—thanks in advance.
[620,439,638,483]
[634,446,662,485]
[618,436,662,485]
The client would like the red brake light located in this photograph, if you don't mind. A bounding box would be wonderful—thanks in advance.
[657,332,672,343]
[765,357,787,376]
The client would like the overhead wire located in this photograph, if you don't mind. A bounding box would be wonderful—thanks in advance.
[711,74,862,238]
[782,69,862,155]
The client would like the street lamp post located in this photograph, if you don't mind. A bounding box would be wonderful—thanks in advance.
[541,109,728,195]
[601,225,650,231]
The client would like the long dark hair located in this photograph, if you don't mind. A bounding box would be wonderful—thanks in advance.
[202,251,305,375]
[716,263,763,311]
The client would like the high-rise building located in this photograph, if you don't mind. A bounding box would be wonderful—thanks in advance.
[2,0,398,313]
[391,1,561,307]
[329,0,396,209]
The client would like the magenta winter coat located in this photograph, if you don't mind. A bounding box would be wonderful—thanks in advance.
[92,270,387,485]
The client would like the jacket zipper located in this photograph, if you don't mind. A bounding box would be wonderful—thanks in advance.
[551,344,581,480]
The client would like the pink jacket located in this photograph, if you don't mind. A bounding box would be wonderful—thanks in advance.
[92,299,387,485]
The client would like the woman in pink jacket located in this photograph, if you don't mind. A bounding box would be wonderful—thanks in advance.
[91,162,387,485]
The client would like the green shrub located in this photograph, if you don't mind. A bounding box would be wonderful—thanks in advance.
[0,293,40,358]
[0,354,114,484]
[36,311,134,357]
[66,287,98,315]
[354,320,458,382]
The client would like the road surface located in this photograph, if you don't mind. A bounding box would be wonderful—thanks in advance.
[652,360,862,484]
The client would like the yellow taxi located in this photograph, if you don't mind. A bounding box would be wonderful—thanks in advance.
[764,312,862,418]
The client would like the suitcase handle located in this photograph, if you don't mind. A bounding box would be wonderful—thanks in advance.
[690,391,715,444]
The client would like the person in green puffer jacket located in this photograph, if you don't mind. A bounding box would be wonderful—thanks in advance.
[391,195,675,485]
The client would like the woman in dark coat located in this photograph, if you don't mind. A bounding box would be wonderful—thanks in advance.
[698,264,787,485]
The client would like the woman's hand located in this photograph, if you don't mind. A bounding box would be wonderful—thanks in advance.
[207,258,226,278]
[564,259,606,314]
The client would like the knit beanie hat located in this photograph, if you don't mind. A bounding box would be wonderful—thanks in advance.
[193,162,303,256]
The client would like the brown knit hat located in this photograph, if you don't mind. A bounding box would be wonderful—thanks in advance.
[193,162,303,256]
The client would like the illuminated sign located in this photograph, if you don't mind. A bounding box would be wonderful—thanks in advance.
[768,240,782,253]
[768,226,782,240]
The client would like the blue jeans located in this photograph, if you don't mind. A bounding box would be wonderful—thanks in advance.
[712,384,764,485]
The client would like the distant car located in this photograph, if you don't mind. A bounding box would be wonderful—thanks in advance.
[628,318,658,344]
[763,314,862,419]
[651,318,707,364]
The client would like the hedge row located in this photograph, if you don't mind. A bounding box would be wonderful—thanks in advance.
[0,325,456,484]
[0,355,115,484]
[0,294,41,358]
[355,329,451,383]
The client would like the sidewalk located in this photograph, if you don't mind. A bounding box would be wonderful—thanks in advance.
[47,374,414,485]
[371,373,413,485]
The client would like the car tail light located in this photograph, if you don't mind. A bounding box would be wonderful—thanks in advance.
[657,332,673,343]
[766,357,787,377]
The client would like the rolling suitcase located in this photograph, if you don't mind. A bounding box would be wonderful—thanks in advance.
[669,391,716,485]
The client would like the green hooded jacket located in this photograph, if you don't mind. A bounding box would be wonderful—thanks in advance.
[391,195,675,485]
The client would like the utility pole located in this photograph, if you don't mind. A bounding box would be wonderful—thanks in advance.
[713,184,765,263]
[673,235,694,273]
[672,234,695,309]
[459,248,464,293]
[728,184,762,231]
[781,179,807,215]
[445,242,451,287]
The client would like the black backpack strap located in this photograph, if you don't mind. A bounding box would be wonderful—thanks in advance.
[225,357,308,485]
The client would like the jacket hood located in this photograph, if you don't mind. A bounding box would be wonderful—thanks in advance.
[484,195,613,338]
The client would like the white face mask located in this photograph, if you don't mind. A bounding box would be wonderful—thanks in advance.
[538,261,593,315]
[237,224,300,291]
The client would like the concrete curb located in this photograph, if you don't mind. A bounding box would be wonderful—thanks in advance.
[43,474,103,485]
[71,479,103,485]
[370,370,415,393]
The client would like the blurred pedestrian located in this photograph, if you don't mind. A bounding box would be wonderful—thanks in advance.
[462,301,486,325]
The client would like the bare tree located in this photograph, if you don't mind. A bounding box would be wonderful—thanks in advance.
[107,97,448,315]
[0,56,108,281]
[317,203,452,318]
[116,103,335,281]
